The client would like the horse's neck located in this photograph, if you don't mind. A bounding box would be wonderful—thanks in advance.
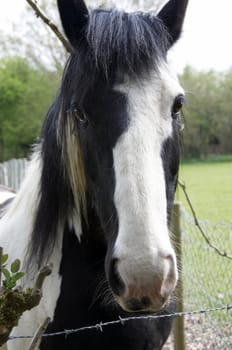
[43,212,107,332]
[64,204,107,289]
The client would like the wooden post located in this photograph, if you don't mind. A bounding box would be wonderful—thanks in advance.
[27,317,50,350]
[172,202,185,350]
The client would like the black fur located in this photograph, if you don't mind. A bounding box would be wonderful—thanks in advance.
[86,9,169,76]
[29,98,74,265]
[57,0,89,47]
[162,120,181,225]
[158,0,189,46]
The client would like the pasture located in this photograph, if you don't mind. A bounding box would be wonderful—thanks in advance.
[178,155,232,223]
[176,156,232,347]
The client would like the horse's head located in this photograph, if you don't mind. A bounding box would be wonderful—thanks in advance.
[57,0,188,314]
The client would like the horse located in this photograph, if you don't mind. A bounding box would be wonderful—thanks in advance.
[0,0,189,349]
[0,185,15,218]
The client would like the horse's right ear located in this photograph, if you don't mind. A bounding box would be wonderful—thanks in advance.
[158,0,189,46]
[57,0,89,48]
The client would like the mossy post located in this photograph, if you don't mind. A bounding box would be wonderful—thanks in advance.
[172,202,185,350]
[0,247,2,287]
[0,252,52,347]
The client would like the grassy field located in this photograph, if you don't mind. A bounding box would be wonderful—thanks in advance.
[174,155,232,332]
[176,155,232,223]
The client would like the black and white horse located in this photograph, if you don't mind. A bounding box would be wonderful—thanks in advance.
[0,0,188,349]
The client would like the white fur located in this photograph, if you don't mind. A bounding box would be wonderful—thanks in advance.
[0,190,15,205]
[113,64,183,297]
[0,155,63,350]
[0,154,42,269]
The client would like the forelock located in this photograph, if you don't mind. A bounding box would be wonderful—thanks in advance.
[86,9,170,76]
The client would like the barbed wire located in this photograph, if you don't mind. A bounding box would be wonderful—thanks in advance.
[8,304,232,341]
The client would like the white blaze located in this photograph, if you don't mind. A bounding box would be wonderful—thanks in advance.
[113,65,183,288]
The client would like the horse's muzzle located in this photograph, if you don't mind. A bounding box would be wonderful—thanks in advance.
[108,254,177,313]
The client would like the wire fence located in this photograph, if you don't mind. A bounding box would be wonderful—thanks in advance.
[0,158,28,191]
[180,207,232,349]
[8,305,231,341]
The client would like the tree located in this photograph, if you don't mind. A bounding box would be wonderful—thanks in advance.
[180,66,232,158]
[0,0,67,73]
[0,56,60,161]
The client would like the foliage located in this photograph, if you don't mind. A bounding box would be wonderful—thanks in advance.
[1,255,24,290]
[0,0,67,73]
[0,249,52,346]
[180,66,232,158]
[0,1,162,71]
[0,56,60,161]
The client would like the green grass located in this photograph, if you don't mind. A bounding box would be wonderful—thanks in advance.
[174,156,232,328]
[176,156,232,223]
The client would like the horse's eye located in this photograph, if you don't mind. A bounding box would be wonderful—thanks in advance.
[172,95,185,119]
[71,105,88,127]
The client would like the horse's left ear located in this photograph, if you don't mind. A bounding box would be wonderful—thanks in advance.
[158,0,189,46]
[57,0,89,49]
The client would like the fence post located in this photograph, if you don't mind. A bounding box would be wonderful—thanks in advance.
[172,202,185,350]
[0,158,28,191]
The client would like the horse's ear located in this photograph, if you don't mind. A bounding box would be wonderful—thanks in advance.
[158,0,189,46]
[57,0,89,48]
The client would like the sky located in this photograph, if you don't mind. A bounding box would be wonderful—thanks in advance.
[0,0,232,72]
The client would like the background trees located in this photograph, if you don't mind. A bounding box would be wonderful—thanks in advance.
[180,67,232,158]
[0,0,231,161]
[0,56,59,161]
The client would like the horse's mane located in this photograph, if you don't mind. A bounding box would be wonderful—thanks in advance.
[86,9,169,76]
[29,9,170,266]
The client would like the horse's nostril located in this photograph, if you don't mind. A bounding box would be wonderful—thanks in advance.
[141,296,152,308]
[109,258,125,297]
[126,297,152,311]
[160,254,177,299]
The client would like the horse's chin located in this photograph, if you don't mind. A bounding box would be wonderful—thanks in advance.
[115,296,171,315]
